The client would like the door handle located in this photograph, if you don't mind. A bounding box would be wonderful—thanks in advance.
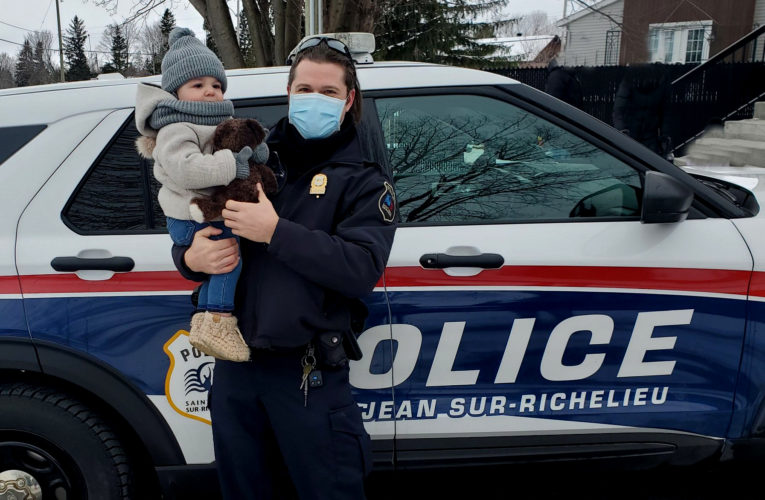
[51,256,135,272]
[419,253,504,269]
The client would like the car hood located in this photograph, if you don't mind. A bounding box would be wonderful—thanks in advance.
[682,165,765,217]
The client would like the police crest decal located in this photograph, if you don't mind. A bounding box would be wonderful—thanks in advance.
[163,330,215,424]
[378,181,396,222]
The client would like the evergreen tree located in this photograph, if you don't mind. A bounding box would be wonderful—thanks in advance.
[14,40,34,87]
[375,0,515,68]
[110,25,128,73]
[31,40,54,85]
[238,12,255,67]
[158,8,176,59]
[64,16,92,81]
[100,61,117,73]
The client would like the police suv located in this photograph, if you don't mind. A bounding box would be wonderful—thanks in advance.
[1,33,764,498]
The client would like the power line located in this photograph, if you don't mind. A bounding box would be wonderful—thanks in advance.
[0,37,23,46]
[0,20,37,32]
[39,0,55,31]
[0,37,156,59]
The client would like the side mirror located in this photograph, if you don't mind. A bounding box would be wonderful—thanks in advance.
[641,171,694,223]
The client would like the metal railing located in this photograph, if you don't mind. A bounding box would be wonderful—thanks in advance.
[670,24,765,152]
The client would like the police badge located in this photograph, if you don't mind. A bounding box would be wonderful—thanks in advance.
[310,173,327,197]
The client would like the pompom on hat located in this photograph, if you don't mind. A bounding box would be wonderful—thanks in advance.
[161,27,227,94]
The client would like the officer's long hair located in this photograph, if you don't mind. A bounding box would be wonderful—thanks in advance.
[287,42,363,124]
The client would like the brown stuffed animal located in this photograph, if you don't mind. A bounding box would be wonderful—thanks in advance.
[189,118,278,223]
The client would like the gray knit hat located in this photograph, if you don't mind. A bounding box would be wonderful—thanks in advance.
[162,27,227,94]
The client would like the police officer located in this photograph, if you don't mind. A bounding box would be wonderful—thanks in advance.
[172,37,396,499]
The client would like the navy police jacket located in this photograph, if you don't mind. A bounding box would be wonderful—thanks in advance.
[173,117,397,348]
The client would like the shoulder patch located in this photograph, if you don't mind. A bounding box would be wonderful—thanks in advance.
[378,181,396,223]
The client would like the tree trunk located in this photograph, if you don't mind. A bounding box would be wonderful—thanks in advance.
[255,0,275,66]
[356,0,376,32]
[188,0,208,19]
[273,0,286,64]
[284,0,303,58]
[205,0,245,68]
[325,0,375,33]
[326,0,346,33]
[242,0,268,66]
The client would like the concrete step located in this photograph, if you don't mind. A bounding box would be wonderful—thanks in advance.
[690,137,765,167]
[755,101,765,120]
[673,152,730,167]
[695,137,765,151]
[673,156,693,167]
[724,119,765,141]
[688,144,747,166]
[701,124,726,139]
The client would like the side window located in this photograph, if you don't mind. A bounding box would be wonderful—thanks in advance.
[375,94,642,224]
[0,125,47,165]
[63,119,161,233]
[63,104,287,234]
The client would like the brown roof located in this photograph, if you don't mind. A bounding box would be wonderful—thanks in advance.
[531,35,562,65]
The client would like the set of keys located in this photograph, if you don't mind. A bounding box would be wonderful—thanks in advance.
[299,345,323,407]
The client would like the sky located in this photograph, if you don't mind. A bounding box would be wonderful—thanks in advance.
[0,0,567,60]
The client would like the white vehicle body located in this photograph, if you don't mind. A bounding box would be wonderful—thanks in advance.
[1,62,764,497]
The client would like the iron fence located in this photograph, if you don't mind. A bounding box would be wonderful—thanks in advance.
[491,62,765,154]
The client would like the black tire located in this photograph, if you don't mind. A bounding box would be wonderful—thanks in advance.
[0,383,132,499]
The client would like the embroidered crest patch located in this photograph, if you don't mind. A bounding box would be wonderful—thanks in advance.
[378,181,396,223]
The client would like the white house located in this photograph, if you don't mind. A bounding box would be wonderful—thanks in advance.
[557,0,624,66]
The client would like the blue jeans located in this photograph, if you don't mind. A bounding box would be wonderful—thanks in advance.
[166,217,241,313]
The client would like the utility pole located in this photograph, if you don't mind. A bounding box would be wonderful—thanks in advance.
[305,0,323,36]
[55,0,65,82]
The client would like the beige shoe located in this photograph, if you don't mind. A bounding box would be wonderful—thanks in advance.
[188,311,205,335]
[189,312,251,362]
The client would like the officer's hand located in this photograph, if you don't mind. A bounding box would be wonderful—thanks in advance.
[223,184,279,244]
[184,226,240,275]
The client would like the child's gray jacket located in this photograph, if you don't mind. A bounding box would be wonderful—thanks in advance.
[135,83,236,220]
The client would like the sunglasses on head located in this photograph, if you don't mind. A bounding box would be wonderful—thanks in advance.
[286,37,354,65]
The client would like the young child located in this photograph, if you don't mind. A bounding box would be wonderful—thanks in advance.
[135,27,264,362]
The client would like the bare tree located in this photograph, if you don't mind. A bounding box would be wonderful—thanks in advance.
[374,98,626,223]
[512,11,558,36]
[95,0,380,69]
[139,22,165,74]
[26,31,58,85]
[0,53,15,88]
[121,19,142,72]
[494,11,561,60]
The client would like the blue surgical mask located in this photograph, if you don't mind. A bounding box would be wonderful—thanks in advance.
[288,93,346,140]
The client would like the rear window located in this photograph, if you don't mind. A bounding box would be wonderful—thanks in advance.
[0,124,46,165]
[63,104,291,234]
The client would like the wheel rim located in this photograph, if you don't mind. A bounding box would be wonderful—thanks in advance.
[0,437,84,500]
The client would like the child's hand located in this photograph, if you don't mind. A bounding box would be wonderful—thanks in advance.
[234,146,254,179]
[184,226,240,274]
